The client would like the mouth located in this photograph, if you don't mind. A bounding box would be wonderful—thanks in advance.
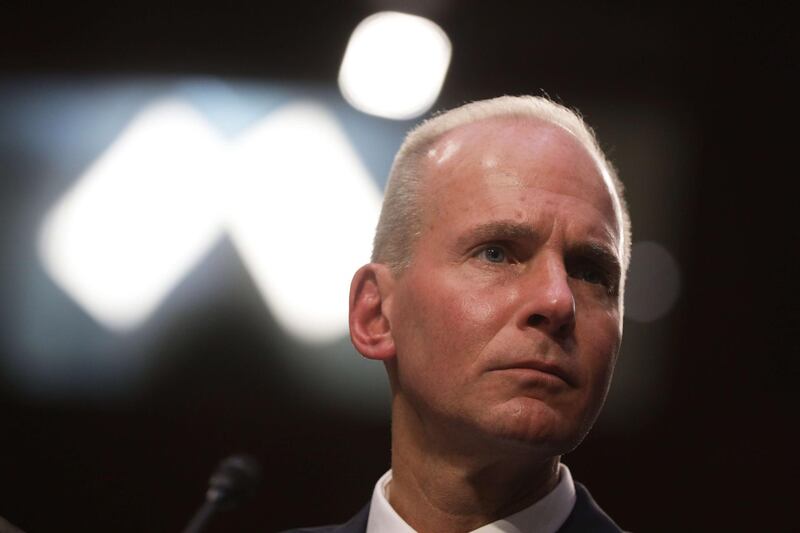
[490,359,574,387]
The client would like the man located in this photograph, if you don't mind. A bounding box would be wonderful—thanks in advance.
[287,95,630,532]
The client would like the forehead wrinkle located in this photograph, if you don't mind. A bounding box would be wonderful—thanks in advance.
[515,182,623,251]
[424,175,622,247]
[457,200,621,257]
[492,182,620,239]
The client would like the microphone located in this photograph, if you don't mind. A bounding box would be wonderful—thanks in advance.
[182,454,262,533]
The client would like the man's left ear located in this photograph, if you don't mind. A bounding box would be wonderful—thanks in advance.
[349,263,396,360]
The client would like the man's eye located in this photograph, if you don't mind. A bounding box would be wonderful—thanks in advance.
[479,246,507,263]
[570,265,610,288]
[579,268,604,284]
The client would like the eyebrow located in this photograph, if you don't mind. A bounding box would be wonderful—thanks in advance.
[568,242,623,281]
[456,221,539,250]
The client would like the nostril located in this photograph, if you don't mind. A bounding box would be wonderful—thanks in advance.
[527,312,574,339]
[527,314,546,327]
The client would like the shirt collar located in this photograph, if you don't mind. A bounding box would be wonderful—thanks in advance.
[366,463,576,533]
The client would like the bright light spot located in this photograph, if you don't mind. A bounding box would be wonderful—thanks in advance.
[338,11,451,120]
[38,99,225,331]
[624,241,681,322]
[39,96,381,342]
[226,101,381,342]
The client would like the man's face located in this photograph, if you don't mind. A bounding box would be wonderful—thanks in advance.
[385,117,625,456]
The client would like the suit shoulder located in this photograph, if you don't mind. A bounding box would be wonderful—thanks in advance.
[558,482,624,533]
[281,526,339,533]
[278,503,370,533]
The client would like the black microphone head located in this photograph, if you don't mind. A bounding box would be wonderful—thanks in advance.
[206,454,262,510]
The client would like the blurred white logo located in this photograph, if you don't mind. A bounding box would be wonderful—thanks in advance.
[38,99,382,342]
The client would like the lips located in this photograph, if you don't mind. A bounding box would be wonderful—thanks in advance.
[490,359,574,387]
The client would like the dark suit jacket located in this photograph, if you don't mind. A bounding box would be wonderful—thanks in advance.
[281,482,622,532]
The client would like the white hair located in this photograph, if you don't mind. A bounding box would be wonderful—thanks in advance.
[372,95,632,273]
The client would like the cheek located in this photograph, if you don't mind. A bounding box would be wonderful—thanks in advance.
[457,292,497,327]
[417,294,489,362]
[438,277,514,350]
[393,275,506,382]
[416,271,501,331]
[577,315,621,394]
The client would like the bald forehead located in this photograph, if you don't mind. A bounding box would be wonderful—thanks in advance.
[422,116,615,206]
[429,115,569,152]
[412,116,625,265]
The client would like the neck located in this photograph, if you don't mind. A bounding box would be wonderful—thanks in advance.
[387,396,561,533]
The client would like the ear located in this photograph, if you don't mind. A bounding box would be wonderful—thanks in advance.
[349,263,396,360]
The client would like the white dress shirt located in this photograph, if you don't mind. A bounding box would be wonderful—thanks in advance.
[365,463,576,533]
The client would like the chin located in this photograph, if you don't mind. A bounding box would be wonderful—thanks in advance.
[484,396,586,455]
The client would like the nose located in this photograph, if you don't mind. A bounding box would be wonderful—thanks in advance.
[518,253,576,339]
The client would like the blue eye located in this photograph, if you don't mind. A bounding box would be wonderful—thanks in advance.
[481,246,506,263]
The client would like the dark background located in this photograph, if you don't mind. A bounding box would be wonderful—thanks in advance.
[0,2,795,532]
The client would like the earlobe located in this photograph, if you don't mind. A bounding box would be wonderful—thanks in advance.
[349,264,396,360]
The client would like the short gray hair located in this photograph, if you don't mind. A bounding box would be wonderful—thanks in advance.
[371,95,631,273]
